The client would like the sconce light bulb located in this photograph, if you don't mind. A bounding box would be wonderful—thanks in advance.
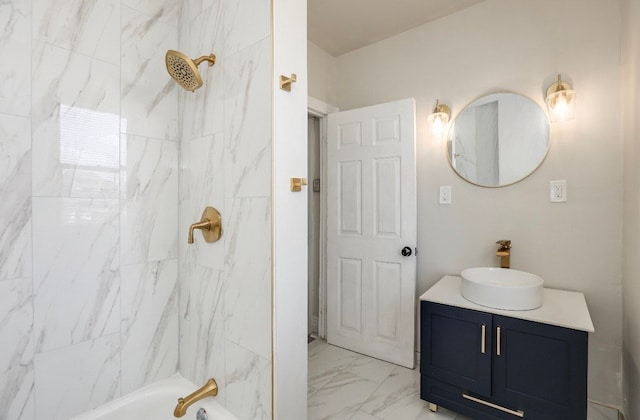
[553,94,569,119]
[432,115,445,135]
[429,100,451,136]
[546,75,575,122]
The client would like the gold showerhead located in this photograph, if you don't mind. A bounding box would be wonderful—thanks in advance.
[165,50,216,92]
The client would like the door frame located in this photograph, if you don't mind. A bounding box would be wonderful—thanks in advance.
[308,96,337,340]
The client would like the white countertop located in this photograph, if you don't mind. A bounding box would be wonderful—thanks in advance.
[420,276,595,333]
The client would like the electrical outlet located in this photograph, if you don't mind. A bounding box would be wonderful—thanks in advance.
[550,180,567,202]
[439,186,452,204]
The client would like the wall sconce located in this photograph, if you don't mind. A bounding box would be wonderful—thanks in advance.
[546,74,576,122]
[429,99,451,135]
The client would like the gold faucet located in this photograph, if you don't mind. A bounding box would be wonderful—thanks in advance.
[173,378,219,418]
[496,240,511,269]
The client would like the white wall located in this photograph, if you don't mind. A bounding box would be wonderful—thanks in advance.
[622,0,640,416]
[177,2,273,419]
[0,1,181,419]
[308,41,337,106]
[334,0,623,407]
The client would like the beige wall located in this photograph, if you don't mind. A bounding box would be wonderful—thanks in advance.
[622,0,640,416]
[333,0,623,407]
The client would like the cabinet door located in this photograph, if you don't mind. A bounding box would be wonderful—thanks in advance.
[421,302,492,396]
[492,315,588,419]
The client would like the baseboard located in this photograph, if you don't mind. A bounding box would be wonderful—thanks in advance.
[587,399,626,420]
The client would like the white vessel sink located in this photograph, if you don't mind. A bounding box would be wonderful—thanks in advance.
[461,267,544,310]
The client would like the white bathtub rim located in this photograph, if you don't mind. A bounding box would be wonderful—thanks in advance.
[71,374,236,420]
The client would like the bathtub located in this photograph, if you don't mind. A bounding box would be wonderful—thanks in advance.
[72,375,237,420]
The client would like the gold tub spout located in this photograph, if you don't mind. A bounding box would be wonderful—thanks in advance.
[173,378,218,418]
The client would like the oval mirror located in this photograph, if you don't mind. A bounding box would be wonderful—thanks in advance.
[446,93,550,187]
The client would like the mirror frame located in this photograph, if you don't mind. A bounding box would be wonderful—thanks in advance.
[446,92,551,188]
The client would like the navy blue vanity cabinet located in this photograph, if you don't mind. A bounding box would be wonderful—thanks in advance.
[421,301,493,396]
[420,301,588,420]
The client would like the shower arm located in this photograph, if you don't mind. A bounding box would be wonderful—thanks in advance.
[194,54,216,67]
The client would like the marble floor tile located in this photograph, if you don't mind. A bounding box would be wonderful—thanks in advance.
[308,371,379,420]
[346,353,396,385]
[308,342,362,390]
[308,337,329,358]
[359,365,425,419]
[307,341,464,420]
[308,340,617,420]
[351,410,380,420]
[308,383,318,399]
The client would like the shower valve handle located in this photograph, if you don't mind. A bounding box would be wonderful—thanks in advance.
[188,207,222,244]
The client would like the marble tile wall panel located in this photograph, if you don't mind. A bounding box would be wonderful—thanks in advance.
[182,134,225,270]
[121,6,179,141]
[225,340,271,420]
[120,260,179,394]
[120,134,178,265]
[122,0,180,26]
[32,0,120,65]
[177,1,274,418]
[33,334,120,420]
[32,198,120,353]
[222,0,271,56]
[0,115,32,281]
[178,241,195,376]
[224,197,271,360]
[182,263,227,399]
[179,0,206,29]
[179,2,224,141]
[223,38,272,198]
[0,0,185,418]
[0,0,31,117]
[0,278,35,420]
[31,42,120,198]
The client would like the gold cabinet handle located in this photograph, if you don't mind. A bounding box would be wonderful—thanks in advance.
[462,394,524,417]
[496,326,501,356]
[481,324,486,354]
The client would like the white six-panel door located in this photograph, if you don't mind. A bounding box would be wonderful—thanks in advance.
[326,98,417,368]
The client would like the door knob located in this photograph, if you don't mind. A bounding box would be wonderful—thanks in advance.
[401,246,412,257]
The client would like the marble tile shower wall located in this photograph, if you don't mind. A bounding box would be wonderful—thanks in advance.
[0,1,181,419]
[177,1,272,419]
